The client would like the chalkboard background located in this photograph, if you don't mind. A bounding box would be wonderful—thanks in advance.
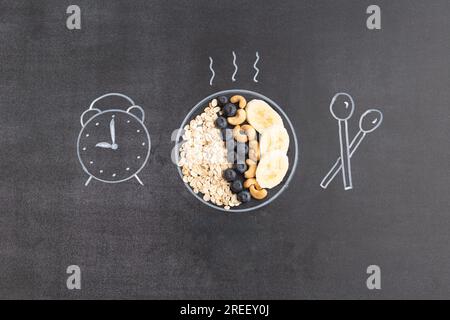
[0,0,449,299]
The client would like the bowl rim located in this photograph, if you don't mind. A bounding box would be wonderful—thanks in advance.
[175,89,299,213]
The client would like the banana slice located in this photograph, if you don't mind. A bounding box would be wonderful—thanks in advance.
[256,151,289,189]
[246,99,283,133]
[260,126,290,157]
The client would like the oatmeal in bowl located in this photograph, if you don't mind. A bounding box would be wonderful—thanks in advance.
[175,89,298,212]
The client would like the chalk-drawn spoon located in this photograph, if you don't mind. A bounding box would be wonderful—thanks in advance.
[320,109,383,189]
[329,93,355,190]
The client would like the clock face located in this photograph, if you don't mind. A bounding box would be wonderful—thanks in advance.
[77,110,150,183]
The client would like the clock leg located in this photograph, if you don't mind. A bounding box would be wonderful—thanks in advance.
[85,176,93,186]
[134,174,144,186]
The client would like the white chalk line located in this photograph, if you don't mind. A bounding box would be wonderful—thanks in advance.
[135,174,144,186]
[208,57,215,86]
[232,51,238,82]
[338,119,353,190]
[85,176,93,186]
[329,93,355,190]
[320,108,384,189]
[78,93,151,186]
[253,51,260,83]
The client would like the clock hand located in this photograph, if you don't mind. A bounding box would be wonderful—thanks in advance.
[95,142,112,148]
[110,118,116,145]
[110,118,118,150]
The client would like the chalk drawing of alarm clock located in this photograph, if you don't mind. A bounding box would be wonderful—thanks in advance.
[77,93,151,186]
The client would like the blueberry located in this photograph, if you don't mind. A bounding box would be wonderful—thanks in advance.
[217,96,228,106]
[223,103,237,117]
[237,190,251,203]
[223,168,237,182]
[231,180,243,193]
[215,116,228,129]
[234,163,247,174]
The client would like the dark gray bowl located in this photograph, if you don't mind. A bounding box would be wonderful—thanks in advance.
[175,89,299,212]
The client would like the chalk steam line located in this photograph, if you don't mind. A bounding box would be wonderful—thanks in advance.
[208,51,260,85]
[208,57,215,86]
[253,51,260,83]
[232,51,238,82]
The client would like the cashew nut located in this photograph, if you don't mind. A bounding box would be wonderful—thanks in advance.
[233,125,248,143]
[249,140,260,162]
[244,159,257,179]
[227,109,246,126]
[244,178,257,189]
[230,95,247,109]
[240,124,257,141]
[233,124,257,143]
[249,182,268,200]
